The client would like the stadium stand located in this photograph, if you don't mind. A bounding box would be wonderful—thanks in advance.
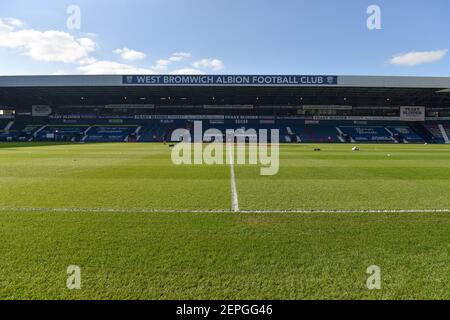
[1,75,450,144]
[1,117,448,143]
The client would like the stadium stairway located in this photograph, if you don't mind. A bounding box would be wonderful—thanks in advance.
[33,125,48,140]
[384,128,400,143]
[444,124,450,144]
[0,119,13,141]
[336,127,353,142]
[338,126,404,143]
[410,123,435,143]
[134,126,142,140]
[1,122,42,141]
[79,126,92,142]
[422,123,446,143]
[438,124,450,144]
[285,126,301,143]
[0,119,11,130]
[387,126,424,143]
[4,120,14,131]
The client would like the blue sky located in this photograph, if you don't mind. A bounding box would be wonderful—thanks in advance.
[0,0,449,76]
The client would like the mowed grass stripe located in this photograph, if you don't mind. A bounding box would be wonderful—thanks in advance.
[235,144,450,211]
[1,210,450,299]
[0,143,231,210]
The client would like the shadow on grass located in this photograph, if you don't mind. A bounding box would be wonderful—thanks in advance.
[0,141,144,150]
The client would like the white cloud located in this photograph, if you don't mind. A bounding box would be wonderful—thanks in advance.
[389,50,448,66]
[85,32,98,38]
[153,52,193,69]
[152,54,223,74]
[0,17,225,76]
[152,59,172,71]
[169,56,183,62]
[192,58,224,71]
[113,47,146,61]
[169,52,191,62]
[0,18,97,63]
[78,60,156,75]
[4,18,24,28]
[170,68,205,75]
[0,18,15,31]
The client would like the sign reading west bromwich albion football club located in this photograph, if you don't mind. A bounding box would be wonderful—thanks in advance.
[122,75,338,86]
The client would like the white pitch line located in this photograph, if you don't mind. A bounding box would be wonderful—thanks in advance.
[239,209,450,214]
[0,207,450,214]
[228,144,240,212]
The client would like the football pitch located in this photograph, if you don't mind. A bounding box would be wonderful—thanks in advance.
[1,142,450,299]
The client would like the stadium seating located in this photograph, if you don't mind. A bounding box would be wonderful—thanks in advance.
[386,126,425,143]
[34,125,90,141]
[298,125,339,143]
[423,124,447,143]
[84,125,139,142]
[136,126,155,142]
[2,117,450,144]
[137,126,160,142]
[338,126,394,143]
[0,121,42,141]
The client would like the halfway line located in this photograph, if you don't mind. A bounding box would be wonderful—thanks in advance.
[228,143,240,212]
[1,207,450,214]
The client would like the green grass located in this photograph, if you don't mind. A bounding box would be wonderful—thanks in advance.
[237,144,450,210]
[0,142,450,299]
